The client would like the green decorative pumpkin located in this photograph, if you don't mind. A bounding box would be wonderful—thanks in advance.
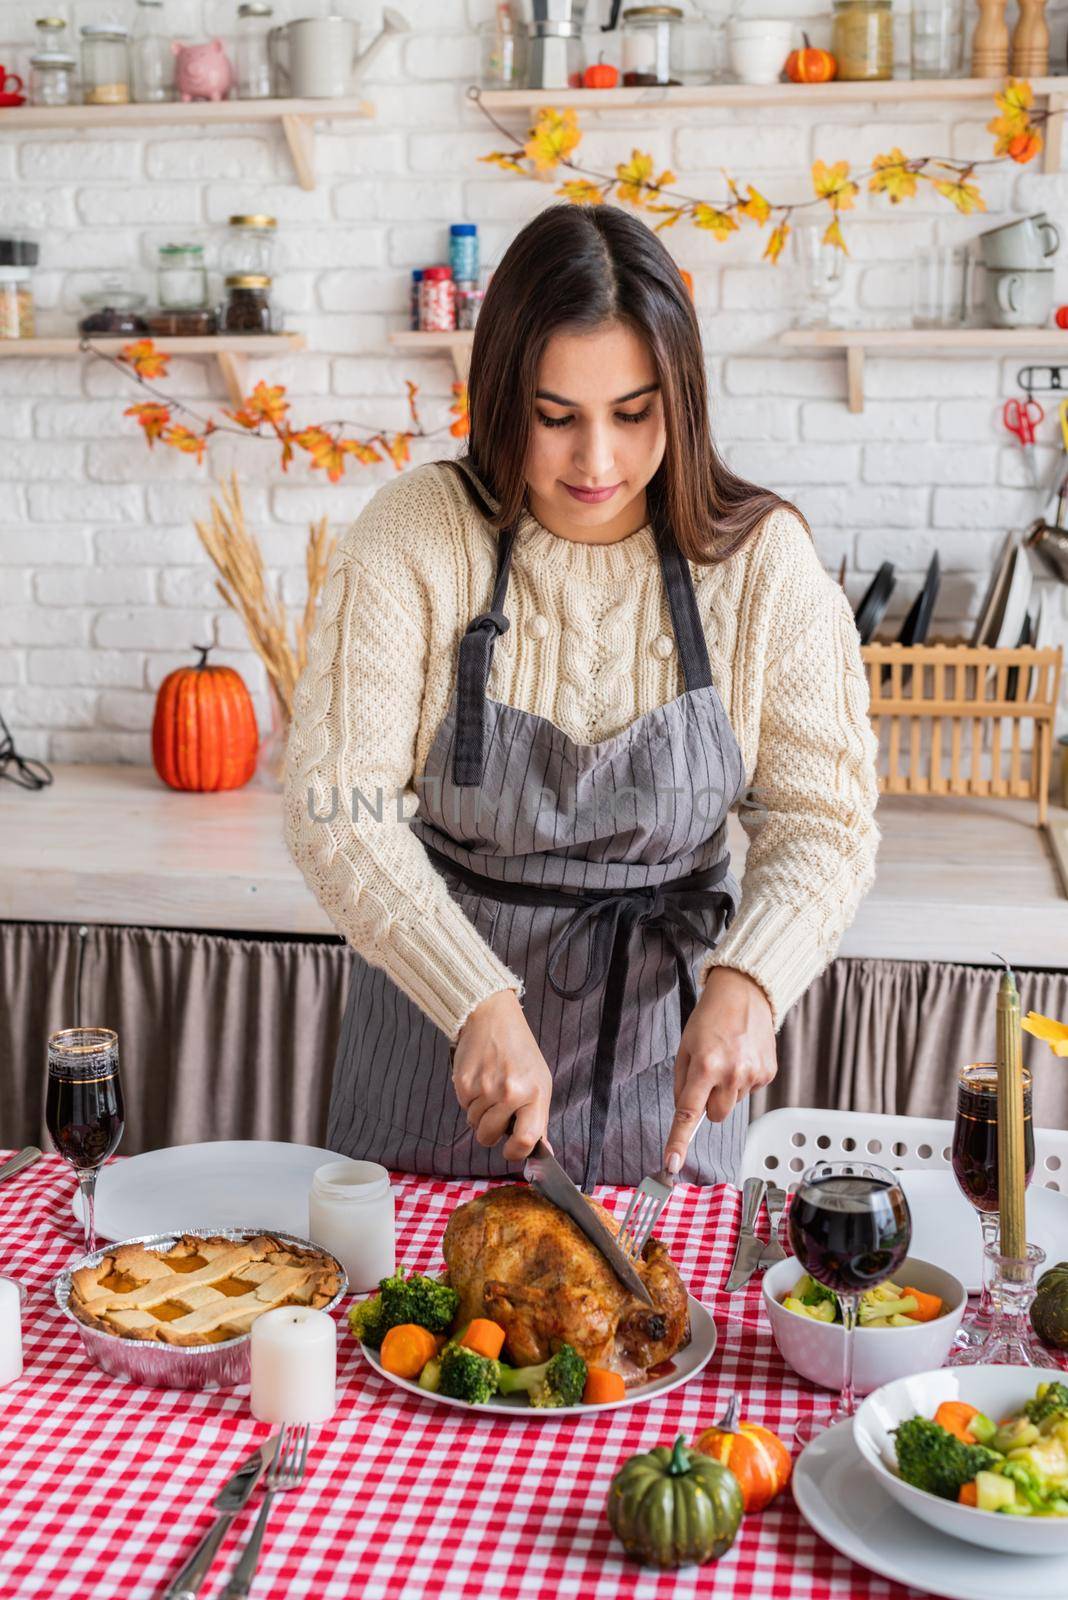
[607,1435,744,1568]
[1031,1260,1068,1350]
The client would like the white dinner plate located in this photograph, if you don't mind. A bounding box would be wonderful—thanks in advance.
[358,1294,716,1417]
[72,1140,346,1241]
[793,1420,1068,1600]
[898,1169,1068,1294]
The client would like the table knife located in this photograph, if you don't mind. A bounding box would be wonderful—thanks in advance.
[164,1434,279,1600]
[524,1140,654,1306]
[723,1177,767,1293]
[0,1147,42,1187]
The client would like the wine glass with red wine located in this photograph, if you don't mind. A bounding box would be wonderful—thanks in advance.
[788,1160,911,1447]
[46,1028,125,1257]
[949,1061,1034,1353]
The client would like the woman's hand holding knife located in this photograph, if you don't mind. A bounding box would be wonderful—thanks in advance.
[663,967,778,1177]
[451,990,553,1161]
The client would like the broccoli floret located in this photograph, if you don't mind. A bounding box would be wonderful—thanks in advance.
[379,1271,459,1337]
[1024,1382,1068,1427]
[894,1417,999,1500]
[793,1274,839,1313]
[438,1341,501,1404]
[497,1344,588,1408]
[347,1294,388,1348]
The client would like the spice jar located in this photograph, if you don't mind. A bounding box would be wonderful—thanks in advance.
[28,51,76,106]
[832,0,893,81]
[221,274,273,333]
[130,0,173,104]
[80,24,131,105]
[456,281,484,330]
[419,265,456,332]
[621,5,684,87]
[157,243,208,310]
[409,268,423,330]
[35,16,69,52]
[221,214,277,278]
[307,1160,395,1293]
[0,269,35,340]
[449,224,479,286]
[236,2,274,99]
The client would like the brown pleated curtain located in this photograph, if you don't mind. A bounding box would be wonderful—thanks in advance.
[2,919,1066,1155]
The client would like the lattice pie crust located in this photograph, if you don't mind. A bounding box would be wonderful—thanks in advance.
[69,1233,341,1346]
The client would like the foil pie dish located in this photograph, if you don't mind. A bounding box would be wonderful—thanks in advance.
[53,1227,348,1391]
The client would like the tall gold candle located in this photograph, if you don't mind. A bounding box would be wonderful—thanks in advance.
[995,963,1027,1262]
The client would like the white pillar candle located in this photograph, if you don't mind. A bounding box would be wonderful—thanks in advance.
[0,1277,24,1388]
[249,1306,336,1426]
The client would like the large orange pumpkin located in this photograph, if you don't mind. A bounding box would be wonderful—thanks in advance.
[152,643,259,792]
[694,1397,792,1513]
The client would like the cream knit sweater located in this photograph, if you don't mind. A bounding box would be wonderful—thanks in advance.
[283,462,880,1041]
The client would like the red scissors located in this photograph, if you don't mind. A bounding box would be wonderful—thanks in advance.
[1003,396,1044,444]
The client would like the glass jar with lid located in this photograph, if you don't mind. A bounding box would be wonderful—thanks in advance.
[80,25,130,105]
[29,51,76,106]
[621,5,684,87]
[131,0,173,103]
[221,274,273,333]
[35,17,69,52]
[832,0,893,81]
[236,2,274,99]
[157,243,208,310]
[221,215,277,278]
[0,269,35,340]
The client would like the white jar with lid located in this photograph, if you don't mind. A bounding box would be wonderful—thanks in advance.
[308,1160,395,1292]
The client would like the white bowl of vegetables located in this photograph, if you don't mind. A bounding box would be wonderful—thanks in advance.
[854,1369,1068,1555]
[762,1255,965,1396]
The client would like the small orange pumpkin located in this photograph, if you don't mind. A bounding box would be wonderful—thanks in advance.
[583,56,619,89]
[152,643,259,793]
[785,32,836,84]
[694,1396,792,1513]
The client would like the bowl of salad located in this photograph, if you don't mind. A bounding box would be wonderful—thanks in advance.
[762,1255,965,1395]
[854,1369,1068,1555]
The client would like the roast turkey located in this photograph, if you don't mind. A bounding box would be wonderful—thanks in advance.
[441,1184,690,1377]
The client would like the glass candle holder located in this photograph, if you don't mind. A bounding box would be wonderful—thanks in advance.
[954,1242,1062,1368]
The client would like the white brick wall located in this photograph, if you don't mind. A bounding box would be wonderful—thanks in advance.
[1,0,1068,765]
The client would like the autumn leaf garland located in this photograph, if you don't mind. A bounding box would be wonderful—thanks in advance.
[478,76,1048,257]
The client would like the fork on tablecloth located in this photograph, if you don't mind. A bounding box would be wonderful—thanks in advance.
[221,1424,309,1599]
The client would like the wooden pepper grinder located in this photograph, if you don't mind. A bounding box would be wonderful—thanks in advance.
[1012,0,1049,75]
[971,0,1009,75]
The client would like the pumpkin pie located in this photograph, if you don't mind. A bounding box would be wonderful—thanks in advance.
[68,1232,342,1346]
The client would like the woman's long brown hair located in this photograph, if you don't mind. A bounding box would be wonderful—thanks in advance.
[455,203,804,564]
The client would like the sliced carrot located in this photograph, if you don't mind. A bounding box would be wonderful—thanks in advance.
[460,1319,506,1361]
[380,1323,439,1380]
[583,1367,627,1405]
[935,1400,980,1443]
[958,1481,979,1507]
[902,1286,944,1323]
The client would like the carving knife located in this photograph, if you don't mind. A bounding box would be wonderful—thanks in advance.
[723,1177,768,1293]
[524,1139,654,1306]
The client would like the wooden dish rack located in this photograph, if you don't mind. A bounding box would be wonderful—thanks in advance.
[859,641,1064,825]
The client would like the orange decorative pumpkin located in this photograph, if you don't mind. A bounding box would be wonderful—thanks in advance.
[152,643,259,793]
[583,57,619,89]
[785,33,836,83]
[694,1396,792,1513]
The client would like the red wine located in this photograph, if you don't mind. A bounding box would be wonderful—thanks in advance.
[952,1065,1034,1213]
[46,1057,125,1170]
[788,1174,911,1296]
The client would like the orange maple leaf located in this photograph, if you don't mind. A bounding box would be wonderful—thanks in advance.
[692,202,737,240]
[523,108,581,174]
[868,149,918,204]
[558,178,609,205]
[294,428,380,481]
[124,402,171,446]
[119,339,170,380]
[763,220,790,264]
[822,216,849,254]
[480,150,526,174]
[450,381,470,439]
[812,159,858,212]
[161,424,208,463]
[931,174,986,214]
[739,184,771,226]
[383,432,412,471]
[615,150,675,207]
[226,381,289,430]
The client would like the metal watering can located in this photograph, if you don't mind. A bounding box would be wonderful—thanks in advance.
[269,8,409,100]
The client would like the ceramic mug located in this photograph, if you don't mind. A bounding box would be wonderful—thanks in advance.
[0,65,25,93]
[984,265,1055,327]
[979,212,1060,270]
[727,20,793,84]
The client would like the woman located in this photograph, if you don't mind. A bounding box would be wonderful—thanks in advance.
[284,204,878,1190]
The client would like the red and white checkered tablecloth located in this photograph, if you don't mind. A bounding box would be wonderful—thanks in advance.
[0,1154,926,1600]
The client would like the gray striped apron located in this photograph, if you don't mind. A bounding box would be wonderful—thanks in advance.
[329,483,748,1189]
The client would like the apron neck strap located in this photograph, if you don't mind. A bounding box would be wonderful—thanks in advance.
[657,537,714,693]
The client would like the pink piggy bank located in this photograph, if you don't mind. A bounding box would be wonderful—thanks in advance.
[172,38,234,103]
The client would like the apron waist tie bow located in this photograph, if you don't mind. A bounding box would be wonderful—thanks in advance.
[425,845,734,1192]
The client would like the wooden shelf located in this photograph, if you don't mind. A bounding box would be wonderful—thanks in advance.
[0,98,374,190]
[781,326,1068,412]
[389,330,474,379]
[0,333,307,405]
[477,77,1068,175]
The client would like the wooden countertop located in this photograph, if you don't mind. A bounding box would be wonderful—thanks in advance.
[3,765,1066,967]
